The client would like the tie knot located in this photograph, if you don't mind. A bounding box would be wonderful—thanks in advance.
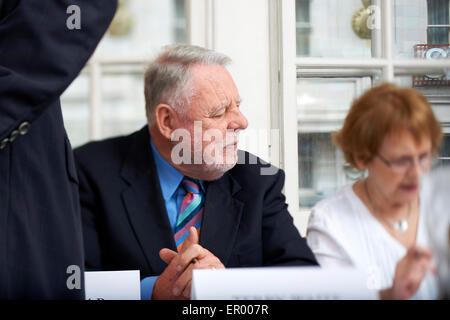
[181,177,201,194]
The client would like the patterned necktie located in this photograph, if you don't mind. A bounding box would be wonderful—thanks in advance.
[174,177,204,251]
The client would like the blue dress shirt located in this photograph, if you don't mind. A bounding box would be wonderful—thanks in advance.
[140,137,204,300]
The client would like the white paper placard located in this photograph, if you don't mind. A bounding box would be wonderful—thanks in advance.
[85,270,141,300]
[191,267,378,300]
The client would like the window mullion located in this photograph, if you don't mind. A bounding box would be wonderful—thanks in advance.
[89,60,102,141]
[372,0,383,58]
[186,0,214,49]
[295,57,389,68]
[280,0,303,234]
[381,0,394,82]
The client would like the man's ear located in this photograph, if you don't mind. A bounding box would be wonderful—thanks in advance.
[154,104,179,140]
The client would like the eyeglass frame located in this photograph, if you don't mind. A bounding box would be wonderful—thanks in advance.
[376,152,437,174]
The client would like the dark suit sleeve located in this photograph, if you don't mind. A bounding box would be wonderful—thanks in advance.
[75,154,104,271]
[0,0,117,141]
[262,169,319,266]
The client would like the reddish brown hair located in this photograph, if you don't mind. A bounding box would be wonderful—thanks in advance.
[333,83,442,168]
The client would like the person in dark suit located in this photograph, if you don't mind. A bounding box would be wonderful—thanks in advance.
[74,44,318,300]
[0,0,117,299]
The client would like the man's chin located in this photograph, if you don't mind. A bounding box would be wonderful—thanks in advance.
[197,161,237,181]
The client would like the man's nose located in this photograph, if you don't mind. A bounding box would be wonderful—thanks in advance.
[228,107,248,130]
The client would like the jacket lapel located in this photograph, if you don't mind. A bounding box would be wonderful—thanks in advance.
[120,126,245,272]
[200,173,244,266]
[120,127,176,275]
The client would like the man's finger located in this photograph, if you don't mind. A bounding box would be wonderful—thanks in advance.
[158,248,189,284]
[160,248,178,265]
[177,244,209,268]
[172,227,201,275]
[180,227,199,254]
[172,263,195,297]
[183,279,192,298]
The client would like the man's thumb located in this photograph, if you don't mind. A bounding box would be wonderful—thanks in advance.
[180,227,199,252]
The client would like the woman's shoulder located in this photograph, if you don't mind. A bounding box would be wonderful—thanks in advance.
[307,184,362,267]
[311,183,359,222]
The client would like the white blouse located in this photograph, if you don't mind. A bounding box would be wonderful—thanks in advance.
[306,182,439,300]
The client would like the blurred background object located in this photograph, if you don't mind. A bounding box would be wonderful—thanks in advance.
[108,0,134,37]
[422,167,450,299]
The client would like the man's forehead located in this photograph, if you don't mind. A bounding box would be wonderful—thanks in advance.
[190,64,240,104]
[191,64,234,86]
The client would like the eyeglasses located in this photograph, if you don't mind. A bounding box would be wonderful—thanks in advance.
[376,152,436,174]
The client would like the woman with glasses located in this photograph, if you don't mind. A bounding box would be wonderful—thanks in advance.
[306,83,443,299]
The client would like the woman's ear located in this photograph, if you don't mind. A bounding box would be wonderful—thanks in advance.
[154,104,179,140]
[354,153,371,171]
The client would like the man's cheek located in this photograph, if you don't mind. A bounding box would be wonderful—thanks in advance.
[202,141,223,165]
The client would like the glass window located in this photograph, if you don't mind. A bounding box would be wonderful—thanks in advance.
[61,74,90,147]
[96,0,187,58]
[395,72,450,168]
[294,0,450,210]
[101,68,147,138]
[296,76,376,208]
[395,0,450,58]
[427,0,450,44]
[61,0,187,148]
[296,0,311,56]
[438,134,450,167]
[297,71,450,209]
[295,0,373,58]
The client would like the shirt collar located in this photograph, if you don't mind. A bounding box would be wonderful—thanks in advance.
[150,137,205,200]
[150,137,184,201]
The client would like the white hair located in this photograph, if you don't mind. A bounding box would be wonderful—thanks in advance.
[144,44,232,125]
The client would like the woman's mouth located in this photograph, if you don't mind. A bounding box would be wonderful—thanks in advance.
[400,184,418,192]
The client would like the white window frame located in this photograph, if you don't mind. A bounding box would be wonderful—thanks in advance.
[74,0,214,142]
[76,0,274,158]
[277,0,450,235]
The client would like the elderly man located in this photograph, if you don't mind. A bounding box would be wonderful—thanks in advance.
[74,44,318,300]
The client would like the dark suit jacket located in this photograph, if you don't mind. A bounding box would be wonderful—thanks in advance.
[74,126,318,279]
[0,0,117,299]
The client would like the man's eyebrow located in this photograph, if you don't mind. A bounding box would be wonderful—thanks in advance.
[210,97,242,116]
[210,104,228,116]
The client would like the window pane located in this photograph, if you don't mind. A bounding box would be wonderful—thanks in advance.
[439,134,450,167]
[427,0,450,44]
[297,77,374,208]
[394,0,450,58]
[61,0,187,146]
[395,73,450,167]
[96,0,187,58]
[295,0,373,58]
[101,69,147,139]
[61,74,90,147]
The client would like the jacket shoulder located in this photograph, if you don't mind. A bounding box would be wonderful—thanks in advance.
[74,131,138,169]
[229,150,284,187]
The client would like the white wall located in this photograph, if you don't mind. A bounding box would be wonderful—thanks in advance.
[215,0,271,162]
[189,0,272,162]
